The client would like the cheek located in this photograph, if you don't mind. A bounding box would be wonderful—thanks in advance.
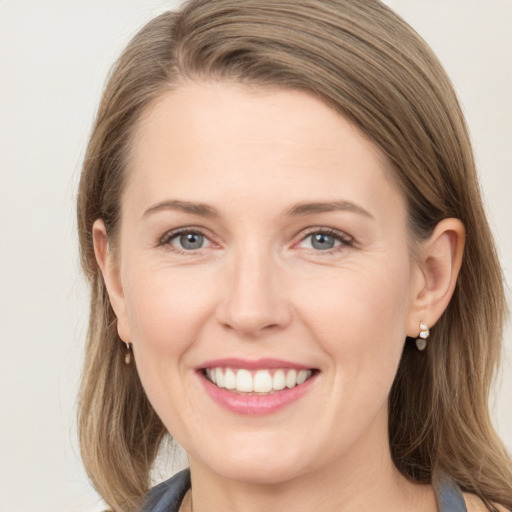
[294,263,412,453]
[298,258,412,380]
[123,265,217,357]
[121,266,219,423]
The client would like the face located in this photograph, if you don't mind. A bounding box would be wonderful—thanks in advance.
[102,83,425,484]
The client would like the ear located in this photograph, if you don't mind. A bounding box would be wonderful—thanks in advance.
[406,218,465,337]
[92,219,131,343]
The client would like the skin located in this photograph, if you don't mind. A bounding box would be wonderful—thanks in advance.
[94,82,465,512]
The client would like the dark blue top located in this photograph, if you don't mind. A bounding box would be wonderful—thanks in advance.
[141,469,468,511]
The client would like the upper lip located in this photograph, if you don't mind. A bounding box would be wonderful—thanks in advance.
[198,358,314,370]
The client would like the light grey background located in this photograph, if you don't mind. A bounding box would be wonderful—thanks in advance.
[0,1,510,511]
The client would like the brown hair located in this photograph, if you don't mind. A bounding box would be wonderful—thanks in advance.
[77,1,512,510]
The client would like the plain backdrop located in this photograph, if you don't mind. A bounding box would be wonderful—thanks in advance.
[0,1,511,511]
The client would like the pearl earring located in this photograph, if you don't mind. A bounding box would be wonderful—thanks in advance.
[124,342,132,365]
[415,321,430,351]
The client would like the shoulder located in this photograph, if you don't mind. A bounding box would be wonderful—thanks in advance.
[141,469,191,512]
[463,492,510,512]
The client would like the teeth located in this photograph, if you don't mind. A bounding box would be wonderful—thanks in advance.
[236,369,253,392]
[206,368,215,384]
[297,369,309,385]
[205,367,313,393]
[224,368,236,390]
[253,370,273,393]
[215,367,225,388]
[272,369,286,390]
[286,369,297,388]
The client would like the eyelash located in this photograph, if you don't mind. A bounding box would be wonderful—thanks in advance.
[158,227,215,254]
[158,227,354,254]
[296,227,354,254]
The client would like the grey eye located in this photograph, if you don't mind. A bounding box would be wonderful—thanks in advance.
[310,233,336,250]
[176,232,205,250]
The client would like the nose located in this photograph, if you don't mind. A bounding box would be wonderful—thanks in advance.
[215,246,293,338]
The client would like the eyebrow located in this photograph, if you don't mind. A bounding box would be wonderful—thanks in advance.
[287,200,373,219]
[143,199,218,218]
[142,199,373,220]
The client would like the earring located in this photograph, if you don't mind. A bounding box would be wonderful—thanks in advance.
[415,321,430,351]
[124,342,132,365]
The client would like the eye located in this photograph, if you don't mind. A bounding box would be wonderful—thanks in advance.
[174,232,205,250]
[297,229,352,252]
[162,230,213,251]
[309,232,338,250]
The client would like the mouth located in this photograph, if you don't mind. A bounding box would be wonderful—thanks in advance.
[197,359,319,415]
[203,367,315,394]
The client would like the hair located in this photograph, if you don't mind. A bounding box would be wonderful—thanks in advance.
[76,1,512,511]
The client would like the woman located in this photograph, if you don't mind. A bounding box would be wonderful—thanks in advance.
[76,1,512,511]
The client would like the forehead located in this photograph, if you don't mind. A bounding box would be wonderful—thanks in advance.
[132,81,382,159]
[124,81,403,219]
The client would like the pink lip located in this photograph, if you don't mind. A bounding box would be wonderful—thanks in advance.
[198,369,318,416]
[198,358,312,371]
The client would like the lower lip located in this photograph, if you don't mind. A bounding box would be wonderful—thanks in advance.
[199,371,317,415]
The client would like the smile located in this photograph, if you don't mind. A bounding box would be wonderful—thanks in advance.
[198,360,319,415]
[204,367,313,394]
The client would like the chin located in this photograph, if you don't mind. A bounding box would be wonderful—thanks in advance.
[189,436,320,486]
